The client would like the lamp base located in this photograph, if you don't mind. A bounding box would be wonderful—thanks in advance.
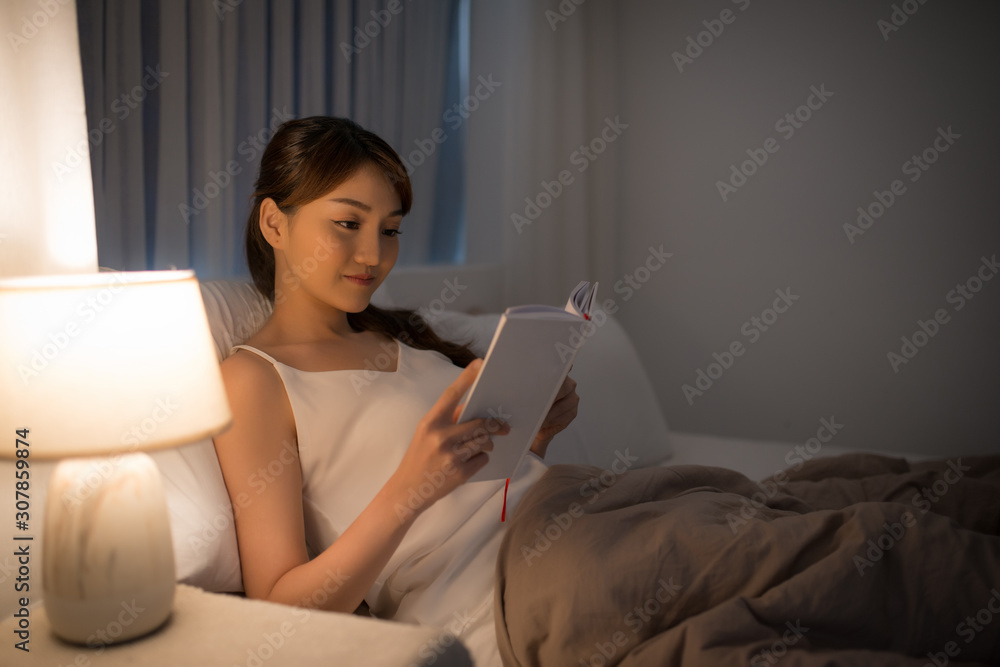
[43,585,174,645]
[42,452,176,645]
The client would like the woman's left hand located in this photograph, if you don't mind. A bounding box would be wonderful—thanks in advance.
[529,372,579,460]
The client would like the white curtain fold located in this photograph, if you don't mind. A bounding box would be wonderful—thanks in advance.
[77,0,464,278]
[469,0,624,309]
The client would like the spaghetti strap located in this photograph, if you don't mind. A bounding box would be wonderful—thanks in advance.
[221,334,545,667]
[229,343,280,366]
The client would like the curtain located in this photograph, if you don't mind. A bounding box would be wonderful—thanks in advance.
[467,0,623,309]
[76,0,464,279]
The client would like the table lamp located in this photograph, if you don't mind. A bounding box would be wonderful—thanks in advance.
[0,269,232,644]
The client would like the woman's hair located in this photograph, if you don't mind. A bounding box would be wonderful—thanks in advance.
[245,116,477,368]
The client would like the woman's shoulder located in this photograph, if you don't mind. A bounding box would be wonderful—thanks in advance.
[220,344,287,407]
[218,347,296,445]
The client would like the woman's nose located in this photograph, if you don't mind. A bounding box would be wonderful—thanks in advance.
[352,227,381,266]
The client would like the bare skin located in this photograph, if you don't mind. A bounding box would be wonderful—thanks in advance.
[213,164,579,613]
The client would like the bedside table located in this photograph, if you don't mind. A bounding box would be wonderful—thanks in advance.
[1,584,473,666]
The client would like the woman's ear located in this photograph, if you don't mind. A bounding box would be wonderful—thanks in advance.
[259,198,288,248]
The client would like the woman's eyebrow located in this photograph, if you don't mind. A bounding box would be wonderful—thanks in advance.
[328,197,403,217]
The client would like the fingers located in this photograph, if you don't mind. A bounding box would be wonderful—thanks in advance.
[452,427,496,458]
[456,447,490,475]
[539,381,580,436]
[428,358,484,426]
[555,375,577,401]
[544,399,578,429]
[445,416,509,457]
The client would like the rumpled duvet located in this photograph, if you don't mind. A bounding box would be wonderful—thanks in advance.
[494,453,1000,666]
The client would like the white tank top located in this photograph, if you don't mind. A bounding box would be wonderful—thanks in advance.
[231,338,547,663]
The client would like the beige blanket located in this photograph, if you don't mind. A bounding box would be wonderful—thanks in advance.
[494,453,1000,666]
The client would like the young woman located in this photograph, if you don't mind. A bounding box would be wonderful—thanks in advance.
[212,116,579,665]
[212,117,1000,667]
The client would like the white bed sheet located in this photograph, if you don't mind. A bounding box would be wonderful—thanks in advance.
[662,431,930,481]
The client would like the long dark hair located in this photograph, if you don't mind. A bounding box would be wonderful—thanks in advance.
[245,116,477,368]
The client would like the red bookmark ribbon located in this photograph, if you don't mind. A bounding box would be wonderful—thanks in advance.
[501,477,510,522]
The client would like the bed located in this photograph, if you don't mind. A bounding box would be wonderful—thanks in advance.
[6,280,992,667]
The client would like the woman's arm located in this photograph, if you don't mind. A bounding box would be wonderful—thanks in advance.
[213,353,505,613]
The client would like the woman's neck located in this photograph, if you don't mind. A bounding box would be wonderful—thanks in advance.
[263,295,359,344]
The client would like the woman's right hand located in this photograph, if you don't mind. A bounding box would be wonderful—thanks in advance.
[388,358,510,515]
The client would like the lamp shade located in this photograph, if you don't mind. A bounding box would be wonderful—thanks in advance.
[0,270,232,459]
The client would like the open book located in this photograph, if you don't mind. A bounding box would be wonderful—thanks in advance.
[457,280,599,485]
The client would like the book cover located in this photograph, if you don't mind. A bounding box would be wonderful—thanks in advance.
[458,281,598,484]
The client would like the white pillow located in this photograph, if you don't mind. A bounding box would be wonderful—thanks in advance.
[154,438,244,591]
[152,281,272,593]
[428,307,673,469]
[157,282,672,593]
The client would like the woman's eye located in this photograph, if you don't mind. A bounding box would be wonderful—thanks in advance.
[333,221,399,237]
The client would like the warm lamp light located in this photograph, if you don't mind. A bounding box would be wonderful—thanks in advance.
[0,270,232,644]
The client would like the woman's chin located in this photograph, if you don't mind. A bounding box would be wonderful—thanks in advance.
[340,297,373,313]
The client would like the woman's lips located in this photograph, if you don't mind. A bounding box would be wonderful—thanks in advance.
[345,275,375,285]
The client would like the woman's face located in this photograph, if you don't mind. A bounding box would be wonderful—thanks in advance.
[271,163,403,313]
